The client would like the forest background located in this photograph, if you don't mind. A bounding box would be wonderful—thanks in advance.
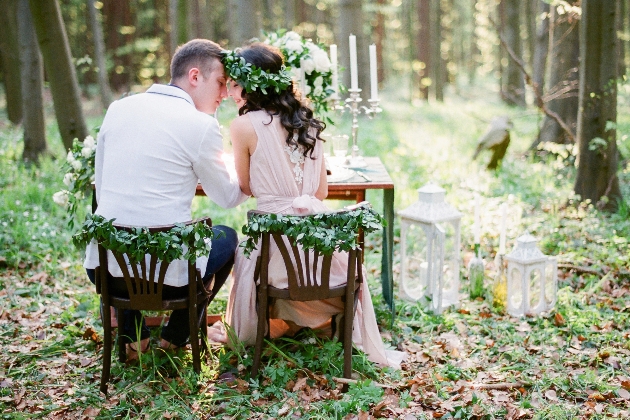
[1,0,630,418]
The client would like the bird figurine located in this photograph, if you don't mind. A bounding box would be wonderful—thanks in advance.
[472,116,512,170]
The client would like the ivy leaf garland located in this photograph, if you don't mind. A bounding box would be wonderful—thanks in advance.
[72,214,215,263]
[241,206,385,258]
[222,51,293,95]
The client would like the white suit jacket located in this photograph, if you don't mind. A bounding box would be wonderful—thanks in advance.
[84,84,248,286]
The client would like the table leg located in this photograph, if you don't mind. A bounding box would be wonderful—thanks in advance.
[381,188,395,319]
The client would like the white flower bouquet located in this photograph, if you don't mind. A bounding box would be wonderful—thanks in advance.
[265,30,337,115]
[53,135,97,226]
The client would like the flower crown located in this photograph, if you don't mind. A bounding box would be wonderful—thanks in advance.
[221,50,293,94]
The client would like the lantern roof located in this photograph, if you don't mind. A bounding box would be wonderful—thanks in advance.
[505,232,548,264]
[398,183,462,223]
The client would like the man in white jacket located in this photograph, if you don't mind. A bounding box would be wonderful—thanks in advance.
[84,39,248,355]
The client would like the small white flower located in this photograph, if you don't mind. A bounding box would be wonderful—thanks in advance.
[41,232,47,237]
[52,190,70,208]
[66,151,76,163]
[237,364,246,372]
[1,222,7,227]
[63,173,75,187]
[15,200,21,205]
[285,31,301,42]
[81,147,93,158]
[304,84,311,95]
[301,58,315,75]
[83,135,96,149]
[71,160,82,171]
[285,40,303,54]
[50,231,56,237]
[74,191,84,200]
[313,76,323,87]
[313,85,323,97]
[312,49,331,73]
[23,211,29,217]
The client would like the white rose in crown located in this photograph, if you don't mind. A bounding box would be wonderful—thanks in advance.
[301,58,315,75]
[312,49,331,73]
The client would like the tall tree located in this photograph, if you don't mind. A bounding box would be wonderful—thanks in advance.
[103,0,133,91]
[431,0,444,101]
[169,0,179,57]
[533,1,579,147]
[417,0,431,99]
[501,0,525,107]
[618,0,627,78]
[87,0,113,110]
[0,0,23,125]
[29,0,88,150]
[575,0,621,211]
[18,0,45,162]
[234,0,261,46]
[532,1,550,107]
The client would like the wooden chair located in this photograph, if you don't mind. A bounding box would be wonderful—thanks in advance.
[249,210,364,382]
[95,218,213,395]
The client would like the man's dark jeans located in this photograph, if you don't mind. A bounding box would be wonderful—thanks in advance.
[86,225,237,347]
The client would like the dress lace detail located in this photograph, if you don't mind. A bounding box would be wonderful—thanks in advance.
[284,141,305,184]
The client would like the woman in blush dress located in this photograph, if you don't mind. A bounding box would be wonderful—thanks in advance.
[209,43,405,368]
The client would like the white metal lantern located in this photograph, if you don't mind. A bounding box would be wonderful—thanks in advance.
[398,183,462,313]
[504,232,558,316]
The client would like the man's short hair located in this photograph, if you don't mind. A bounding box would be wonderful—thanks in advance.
[170,39,223,81]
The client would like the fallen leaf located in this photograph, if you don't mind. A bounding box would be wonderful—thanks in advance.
[292,377,308,392]
[554,312,566,327]
[83,407,101,417]
[545,390,558,401]
[27,272,48,283]
[618,388,630,399]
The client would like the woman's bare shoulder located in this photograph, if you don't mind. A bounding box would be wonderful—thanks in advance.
[230,113,256,136]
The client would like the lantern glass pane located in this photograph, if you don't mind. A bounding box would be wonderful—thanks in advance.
[545,267,555,306]
[402,224,430,300]
[509,267,522,308]
[529,269,542,309]
[442,222,457,294]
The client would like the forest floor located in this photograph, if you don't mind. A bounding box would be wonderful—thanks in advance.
[1,81,630,419]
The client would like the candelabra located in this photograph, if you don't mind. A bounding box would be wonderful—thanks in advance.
[330,88,381,167]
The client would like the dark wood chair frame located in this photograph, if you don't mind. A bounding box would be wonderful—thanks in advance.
[95,217,213,395]
[249,210,363,382]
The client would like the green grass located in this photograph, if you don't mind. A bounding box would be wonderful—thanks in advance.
[1,80,630,418]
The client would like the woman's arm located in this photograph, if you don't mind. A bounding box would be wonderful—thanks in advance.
[314,154,328,200]
[230,115,257,197]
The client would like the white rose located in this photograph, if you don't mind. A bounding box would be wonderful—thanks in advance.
[63,173,75,187]
[81,147,93,158]
[74,191,84,200]
[52,191,70,208]
[301,58,315,75]
[305,41,318,54]
[66,151,76,163]
[83,135,96,149]
[71,160,83,171]
[284,40,303,55]
[304,84,311,95]
[314,76,323,87]
[285,31,301,42]
[313,85,323,97]
[312,49,331,73]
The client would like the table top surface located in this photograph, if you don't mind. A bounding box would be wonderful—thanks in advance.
[326,156,394,190]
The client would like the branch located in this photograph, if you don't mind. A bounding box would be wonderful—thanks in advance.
[470,382,524,390]
[332,377,395,389]
[489,16,576,143]
[557,263,603,276]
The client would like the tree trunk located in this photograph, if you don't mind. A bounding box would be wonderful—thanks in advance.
[575,0,621,211]
[169,0,179,57]
[432,0,444,101]
[28,0,88,150]
[532,0,549,107]
[337,0,369,92]
[284,0,296,31]
[234,0,261,46]
[618,0,627,78]
[533,2,579,147]
[417,0,431,99]
[375,0,386,85]
[0,0,23,125]
[468,0,479,84]
[189,0,202,39]
[502,0,525,107]
[103,0,133,91]
[523,0,536,72]
[87,0,113,110]
[17,0,45,162]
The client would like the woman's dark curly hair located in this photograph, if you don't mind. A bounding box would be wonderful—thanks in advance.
[235,43,325,158]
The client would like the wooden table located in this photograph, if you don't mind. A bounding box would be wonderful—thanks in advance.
[195,157,395,315]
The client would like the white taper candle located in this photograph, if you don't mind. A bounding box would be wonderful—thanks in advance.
[349,34,358,90]
[369,44,378,100]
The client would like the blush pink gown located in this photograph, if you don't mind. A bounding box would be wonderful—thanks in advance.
[219,110,405,368]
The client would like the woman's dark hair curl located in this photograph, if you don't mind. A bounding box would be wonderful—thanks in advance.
[236,43,325,158]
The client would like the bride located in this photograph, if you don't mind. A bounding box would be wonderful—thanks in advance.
[210,43,405,368]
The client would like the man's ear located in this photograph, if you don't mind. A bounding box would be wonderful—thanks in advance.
[188,67,201,86]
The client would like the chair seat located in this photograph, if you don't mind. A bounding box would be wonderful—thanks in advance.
[108,291,210,311]
[266,282,360,301]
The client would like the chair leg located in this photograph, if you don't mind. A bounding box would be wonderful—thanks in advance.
[190,301,201,374]
[100,299,112,395]
[200,301,209,355]
[342,295,355,385]
[251,294,268,377]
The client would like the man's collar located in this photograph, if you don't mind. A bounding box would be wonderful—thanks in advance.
[146,84,194,107]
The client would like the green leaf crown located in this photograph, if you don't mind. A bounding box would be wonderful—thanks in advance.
[221,50,293,95]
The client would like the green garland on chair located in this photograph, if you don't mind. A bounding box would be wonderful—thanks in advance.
[72,214,214,263]
[241,206,385,258]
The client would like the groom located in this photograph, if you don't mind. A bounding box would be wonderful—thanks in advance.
[84,39,248,352]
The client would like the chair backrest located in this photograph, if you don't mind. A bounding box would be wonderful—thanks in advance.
[96,217,211,310]
[249,209,363,301]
